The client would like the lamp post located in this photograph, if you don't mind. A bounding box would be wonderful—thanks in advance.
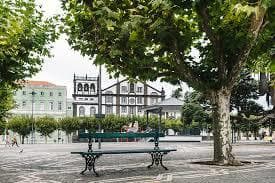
[98,64,102,149]
[230,109,238,144]
[30,90,36,144]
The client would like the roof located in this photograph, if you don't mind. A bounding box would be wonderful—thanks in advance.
[154,97,183,106]
[102,79,163,93]
[142,97,184,112]
[24,80,57,87]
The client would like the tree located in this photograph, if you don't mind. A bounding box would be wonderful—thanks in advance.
[7,116,32,144]
[36,117,57,143]
[0,120,5,135]
[0,0,58,120]
[230,70,264,140]
[182,91,212,131]
[60,117,80,143]
[0,0,58,87]
[62,0,275,164]
[0,84,15,126]
[171,88,183,99]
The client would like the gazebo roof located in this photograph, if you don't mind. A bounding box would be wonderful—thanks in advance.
[142,97,184,112]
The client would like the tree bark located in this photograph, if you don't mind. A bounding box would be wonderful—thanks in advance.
[211,88,239,165]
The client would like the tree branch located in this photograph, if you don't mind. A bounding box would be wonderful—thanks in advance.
[196,2,226,82]
[227,6,267,88]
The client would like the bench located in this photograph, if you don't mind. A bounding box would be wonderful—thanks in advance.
[71,132,177,176]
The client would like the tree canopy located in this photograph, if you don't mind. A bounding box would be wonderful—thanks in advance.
[62,0,275,164]
[7,116,32,144]
[0,0,58,88]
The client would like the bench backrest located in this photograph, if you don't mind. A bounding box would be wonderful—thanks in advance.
[79,132,164,139]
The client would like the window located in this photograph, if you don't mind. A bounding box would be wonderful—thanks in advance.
[79,106,85,116]
[138,106,142,113]
[40,102,44,110]
[85,98,88,100]
[58,92,62,96]
[137,87,143,93]
[129,98,135,104]
[150,92,158,104]
[58,102,62,111]
[121,86,127,93]
[67,106,72,110]
[77,83,83,91]
[22,91,26,95]
[137,97,143,104]
[121,97,127,104]
[151,98,158,105]
[130,83,135,93]
[22,101,26,108]
[105,91,113,103]
[49,102,54,110]
[105,106,113,114]
[129,106,135,115]
[106,96,113,103]
[90,107,96,116]
[121,106,127,113]
[40,92,44,96]
[49,92,53,96]
[84,84,89,91]
[90,84,95,92]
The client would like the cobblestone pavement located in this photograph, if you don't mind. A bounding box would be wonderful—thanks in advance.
[0,142,275,183]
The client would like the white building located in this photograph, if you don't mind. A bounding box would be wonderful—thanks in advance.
[72,75,165,117]
[11,81,72,118]
[142,97,184,119]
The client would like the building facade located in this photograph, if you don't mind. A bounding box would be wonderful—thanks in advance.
[72,75,165,117]
[11,81,72,118]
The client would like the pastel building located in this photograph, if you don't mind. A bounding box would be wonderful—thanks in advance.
[11,81,72,118]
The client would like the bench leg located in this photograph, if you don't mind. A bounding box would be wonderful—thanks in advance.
[147,152,168,170]
[81,154,100,176]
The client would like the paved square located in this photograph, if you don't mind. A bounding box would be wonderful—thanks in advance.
[0,142,275,182]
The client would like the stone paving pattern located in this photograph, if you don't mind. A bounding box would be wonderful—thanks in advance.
[0,142,275,183]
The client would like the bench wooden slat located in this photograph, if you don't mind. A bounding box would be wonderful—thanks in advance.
[79,132,165,139]
[71,148,177,155]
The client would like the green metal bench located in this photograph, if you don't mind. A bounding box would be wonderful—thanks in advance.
[71,132,177,176]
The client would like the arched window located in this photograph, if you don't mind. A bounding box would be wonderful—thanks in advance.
[90,83,95,92]
[130,83,135,93]
[79,106,85,116]
[84,84,89,91]
[90,107,96,116]
[77,83,83,91]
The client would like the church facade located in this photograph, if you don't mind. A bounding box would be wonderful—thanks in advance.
[72,74,165,117]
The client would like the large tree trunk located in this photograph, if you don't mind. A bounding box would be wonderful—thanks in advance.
[211,88,239,165]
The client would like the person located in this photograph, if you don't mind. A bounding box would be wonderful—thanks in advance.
[5,135,11,148]
[11,136,19,147]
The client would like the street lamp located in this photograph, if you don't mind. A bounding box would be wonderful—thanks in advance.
[30,90,36,144]
[98,64,102,149]
[230,109,238,144]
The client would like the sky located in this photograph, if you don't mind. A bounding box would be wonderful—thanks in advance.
[31,0,191,99]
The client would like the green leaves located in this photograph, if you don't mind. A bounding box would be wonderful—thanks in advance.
[0,0,58,88]
[7,116,32,137]
[36,116,57,138]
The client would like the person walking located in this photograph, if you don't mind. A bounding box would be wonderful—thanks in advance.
[11,136,19,147]
[5,135,11,148]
